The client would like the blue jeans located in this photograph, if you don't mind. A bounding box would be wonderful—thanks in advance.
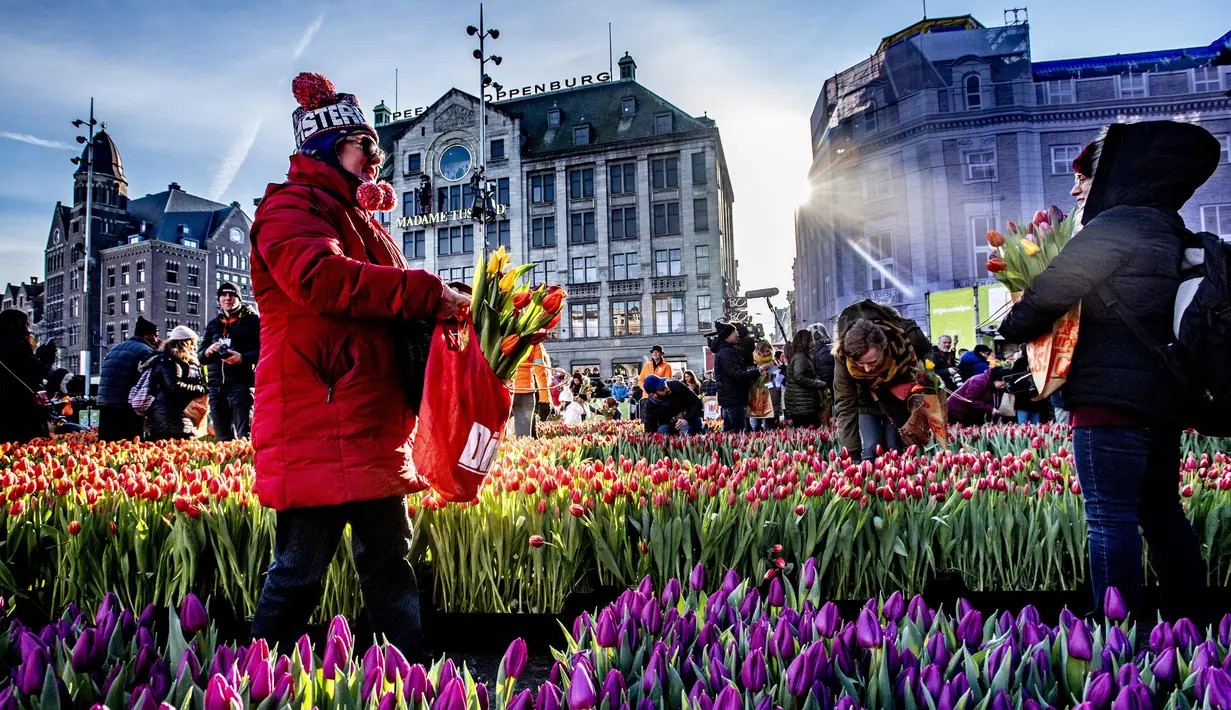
[858,413,901,461]
[749,417,772,431]
[1017,410,1042,424]
[722,406,747,433]
[1074,426,1205,620]
[251,496,425,659]
[657,417,703,436]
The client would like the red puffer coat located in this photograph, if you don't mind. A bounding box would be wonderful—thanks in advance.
[249,155,442,510]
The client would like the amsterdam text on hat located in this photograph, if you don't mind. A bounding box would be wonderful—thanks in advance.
[291,73,376,150]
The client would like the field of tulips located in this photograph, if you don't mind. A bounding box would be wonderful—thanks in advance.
[2,424,1231,620]
[4,569,1231,709]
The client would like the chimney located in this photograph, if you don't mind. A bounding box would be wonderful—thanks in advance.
[168,182,181,192]
[30,276,38,284]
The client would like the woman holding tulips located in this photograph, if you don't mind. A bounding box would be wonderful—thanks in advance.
[1000,120,1221,621]
[142,326,207,441]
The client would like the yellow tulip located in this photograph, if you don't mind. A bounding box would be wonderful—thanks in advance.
[1021,240,1041,257]
[499,269,517,292]
[925,359,935,370]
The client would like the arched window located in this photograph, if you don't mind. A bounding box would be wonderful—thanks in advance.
[965,75,982,110]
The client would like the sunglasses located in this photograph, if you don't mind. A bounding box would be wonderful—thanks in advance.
[345,134,384,161]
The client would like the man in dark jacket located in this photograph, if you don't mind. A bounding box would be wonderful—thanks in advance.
[699,371,718,397]
[200,283,260,440]
[929,334,961,393]
[712,322,766,432]
[957,344,991,382]
[999,120,1219,622]
[97,316,159,441]
[641,374,704,435]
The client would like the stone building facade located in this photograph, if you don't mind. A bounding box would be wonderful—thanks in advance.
[374,54,737,379]
[794,16,1231,332]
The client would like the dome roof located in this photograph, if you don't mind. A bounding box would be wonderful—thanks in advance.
[74,130,125,181]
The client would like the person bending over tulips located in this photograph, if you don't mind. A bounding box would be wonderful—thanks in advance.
[247,72,468,659]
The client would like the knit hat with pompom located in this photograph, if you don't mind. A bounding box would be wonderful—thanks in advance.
[291,72,377,151]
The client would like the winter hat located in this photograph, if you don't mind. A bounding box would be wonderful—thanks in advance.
[166,325,198,343]
[135,317,157,337]
[643,375,666,394]
[291,72,377,151]
[715,322,738,342]
[217,282,241,299]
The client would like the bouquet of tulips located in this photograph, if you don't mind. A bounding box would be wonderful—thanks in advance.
[985,206,1077,293]
[471,246,567,382]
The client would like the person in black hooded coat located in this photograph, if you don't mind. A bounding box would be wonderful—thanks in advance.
[999,120,1221,622]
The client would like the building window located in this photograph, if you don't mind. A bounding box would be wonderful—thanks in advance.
[621,96,636,116]
[71,269,80,291]
[485,221,511,250]
[861,231,894,290]
[651,156,679,190]
[107,266,115,288]
[970,215,997,279]
[119,264,129,286]
[654,248,682,277]
[166,262,178,284]
[568,167,595,199]
[136,290,145,313]
[695,245,710,274]
[611,252,640,281]
[962,148,997,182]
[572,126,590,147]
[569,303,600,339]
[530,174,555,204]
[437,225,475,255]
[117,293,128,315]
[612,299,641,336]
[610,162,636,194]
[490,139,505,160]
[964,75,982,110]
[1119,72,1147,99]
[547,108,561,128]
[1217,135,1230,164]
[106,294,115,316]
[571,256,598,284]
[859,102,878,135]
[403,231,426,260]
[532,217,556,248]
[654,296,685,334]
[1046,80,1074,105]
[119,322,128,342]
[531,260,556,288]
[437,267,473,283]
[497,177,510,206]
[187,264,200,287]
[862,164,892,201]
[437,185,466,212]
[1201,204,1231,237]
[1050,145,1082,175]
[106,323,115,345]
[164,319,177,332]
[611,207,638,239]
[165,290,177,313]
[187,293,200,316]
[654,112,673,135]
[652,202,681,236]
[692,152,707,185]
[137,261,145,283]
[697,295,713,331]
[403,193,416,218]
[569,212,596,244]
[183,238,199,249]
[1194,66,1223,93]
[693,198,709,231]
[407,153,422,173]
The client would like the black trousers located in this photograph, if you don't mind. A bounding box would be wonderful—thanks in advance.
[209,385,253,440]
[99,405,144,442]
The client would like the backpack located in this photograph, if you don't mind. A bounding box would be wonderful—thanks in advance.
[1100,231,1231,436]
[128,368,154,415]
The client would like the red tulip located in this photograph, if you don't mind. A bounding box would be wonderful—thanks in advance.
[528,535,546,548]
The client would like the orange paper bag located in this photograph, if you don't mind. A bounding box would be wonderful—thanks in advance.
[1026,304,1081,400]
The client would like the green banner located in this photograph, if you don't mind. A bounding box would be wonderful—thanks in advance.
[977,283,1012,328]
[928,288,977,350]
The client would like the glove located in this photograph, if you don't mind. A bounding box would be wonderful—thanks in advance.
[898,395,933,448]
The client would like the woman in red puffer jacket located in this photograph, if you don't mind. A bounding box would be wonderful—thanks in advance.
[248,73,468,659]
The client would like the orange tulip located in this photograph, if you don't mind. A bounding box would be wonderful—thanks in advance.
[542,287,566,314]
[986,257,1008,273]
[986,230,1005,248]
[500,334,520,355]
[512,291,532,311]
[545,313,561,330]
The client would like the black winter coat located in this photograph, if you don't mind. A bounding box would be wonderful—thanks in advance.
[811,341,836,390]
[713,342,759,408]
[0,336,48,444]
[642,380,704,433]
[1000,121,1221,426]
[98,336,156,407]
[784,351,828,416]
[200,304,260,389]
[143,354,207,437]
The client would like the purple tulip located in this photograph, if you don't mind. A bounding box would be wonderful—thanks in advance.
[882,591,905,623]
[572,612,592,643]
[772,618,796,660]
[989,691,1012,710]
[379,692,398,710]
[925,631,952,667]
[713,685,741,710]
[1152,647,1177,684]
[1068,621,1093,662]
[96,593,119,626]
[907,595,933,628]
[835,698,862,710]
[246,639,271,678]
[1110,685,1151,710]
[1106,626,1131,658]
[322,636,348,681]
[499,638,527,679]
[1023,700,1044,710]
[383,644,410,683]
[1086,670,1114,708]
[135,645,159,683]
[748,620,769,653]
[203,674,242,710]
[721,570,741,596]
[855,609,882,649]
[1220,615,1231,648]
[328,616,354,654]
[1017,605,1040,627]
[16,650,48,694]
[1021,621,1043,650]
[1206,668,1231,708]
[250,659,275,702]
[739,589,761,619]
[440,658,460,694]
[405,664,432,704]
[640,602,663,635]
[130,685,158,710]
[895,666,918,706]
[601,669,626,707]
[1149,623,1174,654]
[536,682,563,710]
[662,579,681,608]
[740,648,768,692]
[1117,663,1140,689]
[956,610,983,649]
[477,683,489,710]
[921,664,943,702]
[432,678,467,710]
[1059,608,1077,630]
[681,611,698,648]
[1174,618,1200,650]
[567,661,598,710]
[1103,588,1129,622]
[986,643,1011,679]
[71,628,96,673]
[709,651,731,686]
[815,602,840,638]
[179,594,208,636]
[752,696,773,710]
[507,690,533,710]
[176,648,201,683]
[767,578,785,608]
[1193,642,1218,675]
[689,564,706,592]
[274,673,294,703]
[811,643,831,682]
[787,650,814,696]
[997,611,1015,636]
[150,660,171,700]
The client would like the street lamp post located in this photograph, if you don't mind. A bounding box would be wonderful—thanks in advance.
[70,100,99,387]
[467,5,503,227]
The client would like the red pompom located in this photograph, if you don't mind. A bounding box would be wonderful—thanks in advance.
[378,182,397,211]
[356,181,385,212]
[292,72,337,110]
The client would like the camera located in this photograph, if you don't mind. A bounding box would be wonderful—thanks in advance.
[707,318,763,367]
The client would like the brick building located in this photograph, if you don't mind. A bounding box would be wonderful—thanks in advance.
[374,54,737,379]
[795,16,1231,332]
[1,279,44,337]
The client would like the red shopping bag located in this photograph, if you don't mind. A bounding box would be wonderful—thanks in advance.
[412,319,513,502]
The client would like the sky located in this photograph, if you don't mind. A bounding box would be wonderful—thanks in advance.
[2,0,1229,331]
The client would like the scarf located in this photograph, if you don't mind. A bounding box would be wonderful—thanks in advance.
[840,319,915,390]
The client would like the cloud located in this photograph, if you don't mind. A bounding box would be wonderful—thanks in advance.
[292,14,324,59]
[1,132,73,150]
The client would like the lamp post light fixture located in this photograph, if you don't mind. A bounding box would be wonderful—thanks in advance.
[467,4,503,226]
[69,99,100,385]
